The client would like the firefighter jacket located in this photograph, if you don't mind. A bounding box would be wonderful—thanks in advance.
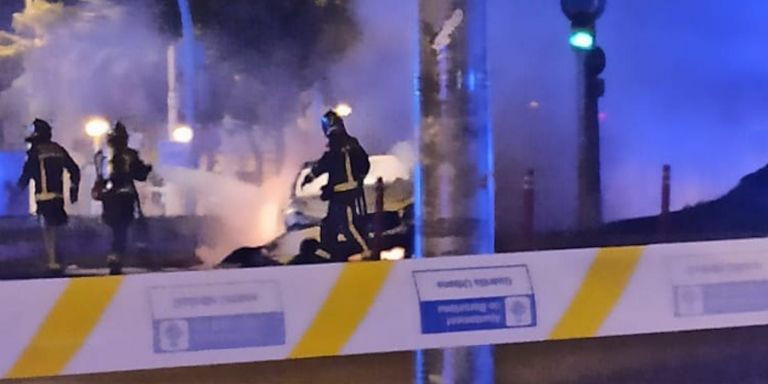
[309,132,370,199]
[18,141,80,202]
[99,147,152,196]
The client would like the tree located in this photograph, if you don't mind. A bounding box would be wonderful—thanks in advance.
[152,0,359,126]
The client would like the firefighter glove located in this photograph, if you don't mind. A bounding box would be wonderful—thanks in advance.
[70,186,79,204]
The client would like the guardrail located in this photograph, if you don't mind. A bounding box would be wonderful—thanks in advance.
[1,237,767,379]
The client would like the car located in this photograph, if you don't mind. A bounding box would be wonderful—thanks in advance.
[222,155,414,266]
[284,155,413,230]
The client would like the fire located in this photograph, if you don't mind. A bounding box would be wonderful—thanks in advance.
[381,247,406,261]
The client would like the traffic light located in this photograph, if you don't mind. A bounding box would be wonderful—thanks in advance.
[561,0,605,50]
[569,28,595,50]
[585,46,606,97]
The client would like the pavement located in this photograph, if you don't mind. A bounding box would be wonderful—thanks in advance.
[8,325,768,383]
[0,215,209,279]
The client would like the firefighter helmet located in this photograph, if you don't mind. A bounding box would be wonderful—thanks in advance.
[321,110,345,137]
[109,121,129,138]
[107,121,129,147]
[25,118,53,143]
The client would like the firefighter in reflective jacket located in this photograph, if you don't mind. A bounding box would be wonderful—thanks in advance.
[302,110,371,261]
[17,118,80,273]
[93,122,152,275]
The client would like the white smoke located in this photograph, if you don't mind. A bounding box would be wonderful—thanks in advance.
[156,164,296,266]
[0,0,418,264]
[0,0,167,153]
[389,140,417,175]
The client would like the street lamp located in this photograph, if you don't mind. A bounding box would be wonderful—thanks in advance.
[84,117,110,152]
[172,125,194,143]
[561,0,607,228]
[333,102,353,117]
[85,117,109,138]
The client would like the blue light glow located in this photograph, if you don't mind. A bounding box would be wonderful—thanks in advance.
[0,151,27,216]
[413,3,425,382]
[467,69,477,92]
[177,0,197,127]
[412,2,423,261]
[569,30,595,50]
[466,1,495,382]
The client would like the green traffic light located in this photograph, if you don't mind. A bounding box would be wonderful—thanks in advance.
[569,29,595,50]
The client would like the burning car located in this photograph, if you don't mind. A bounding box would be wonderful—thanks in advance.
[222,154,414,266]
[285,154,413,230]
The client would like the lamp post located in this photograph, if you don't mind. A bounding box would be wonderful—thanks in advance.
[417,0,494,383]
[333,102,353,118]
[84,117,110,152]
[561,0,607,229]
[84,116,110,216]
[171,125,194,144]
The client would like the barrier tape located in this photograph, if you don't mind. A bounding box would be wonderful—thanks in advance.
[1,238,768,379]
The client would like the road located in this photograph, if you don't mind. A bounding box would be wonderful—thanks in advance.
[9,325,768,383]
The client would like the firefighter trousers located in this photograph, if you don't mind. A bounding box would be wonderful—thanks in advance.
[320,197,370,261]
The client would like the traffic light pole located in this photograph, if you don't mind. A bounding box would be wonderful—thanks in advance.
[416,0,495,383]
[576,47,605,228]
[561,0,607,229]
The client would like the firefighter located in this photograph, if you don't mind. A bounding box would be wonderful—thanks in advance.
[94,122,152,275]
[301,110,371,261]
[17,118,80,273]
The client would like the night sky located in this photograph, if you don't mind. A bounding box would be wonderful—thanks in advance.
[598,1,768,219]
[333,0,768,231]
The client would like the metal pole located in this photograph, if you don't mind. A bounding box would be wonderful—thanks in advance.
[372,177,385,261]
[522,169,535,248]
[576,51,603,229]
[561,0,607,230]
[167,44,179,140]
[416,0,494,383]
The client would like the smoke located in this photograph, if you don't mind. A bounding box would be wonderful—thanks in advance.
[187,0,768,252]
[9,0,764,258]
[324,0,768,247]
[318,0,417,155]
[156,164,296,266]
[389,140,417,175]
[156,0,363,262]
[320,0,579,236]
[158,96,332,265]
[0,0,168,153]
[0,0,362,263]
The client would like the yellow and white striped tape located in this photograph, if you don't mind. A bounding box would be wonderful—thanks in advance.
[549,246,644,340]
[290,261,394,358]
[5,277,123,379]
[2,238,767,379]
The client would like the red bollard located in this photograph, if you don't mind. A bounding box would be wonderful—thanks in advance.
[659,164,671,239]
